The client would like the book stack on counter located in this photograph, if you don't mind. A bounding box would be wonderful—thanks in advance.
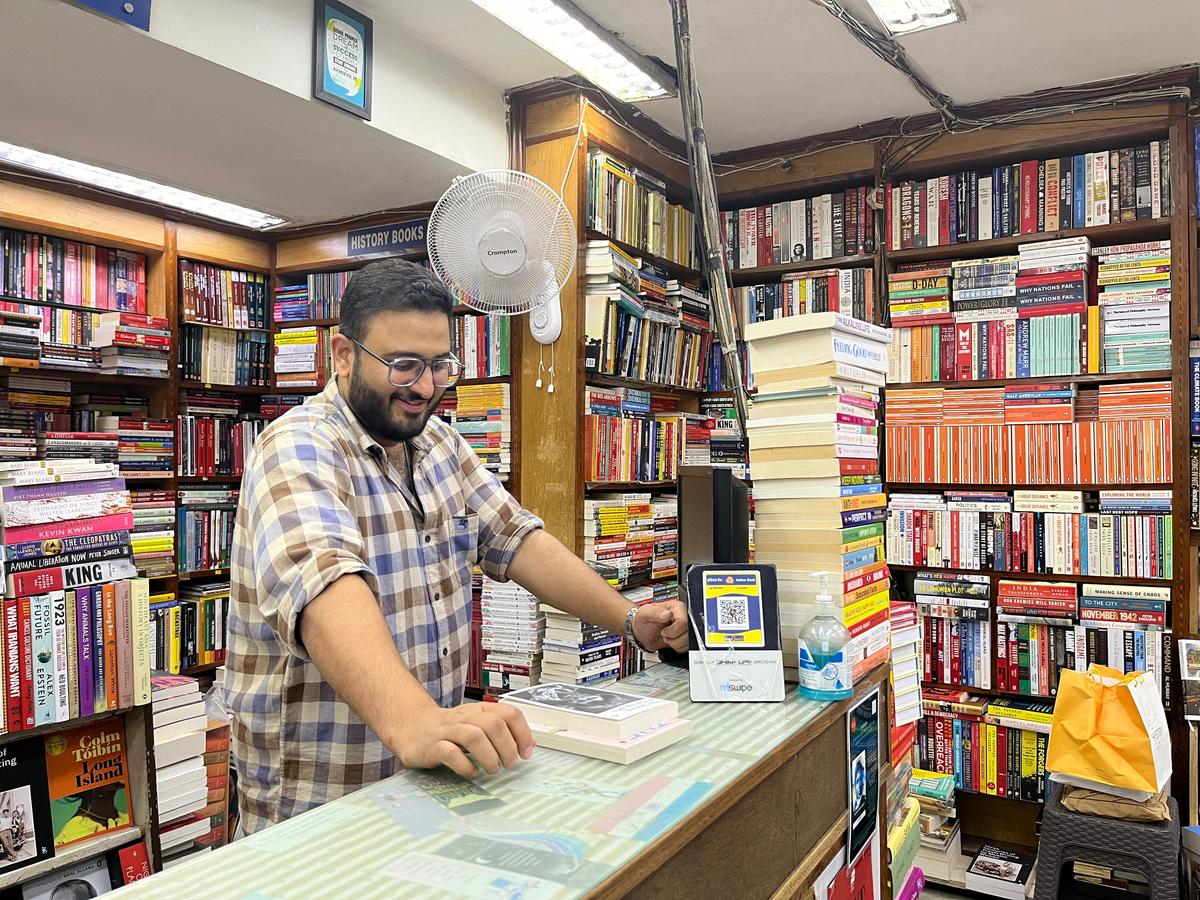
[884,140,1171,251]
[909,767,962,885]
[92,312,172,379]
[176,489,238,575]
[478,576,542,694]
[583,388,679,484]
[1095,240,1171,372]
[0,311,42,369]
[449,383,511,479]
[454,312,510,378]
[130,489,176,577]
[272,324,336,391]
[890,598,923,729]
[272,282,311,323]
[177,391,264,478]
[679,413,712,466]
[743,312,892,683]
[0,458,151,731]
[911,570,992,691]
[99,416,174,480]
[180,325,269,388]
[700,396,748,479]
[5,375,71,432]
[259,394,307,422]
[150,675,213,864]
[540,603,622,688]
[918,690,1053,803]
[586,150,696,268]
[734,267,877,326]
[499,682,691,765]
[721,187,876,267]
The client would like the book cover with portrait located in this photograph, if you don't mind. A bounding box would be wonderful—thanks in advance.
[44,720,131,849]
[0,734,54,873]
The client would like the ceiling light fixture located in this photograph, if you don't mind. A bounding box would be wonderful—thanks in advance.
[465,0,677,102]
[864,0,963,35]
[0,141,288,230]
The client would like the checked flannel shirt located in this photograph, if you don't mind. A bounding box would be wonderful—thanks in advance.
[226,378,541,834]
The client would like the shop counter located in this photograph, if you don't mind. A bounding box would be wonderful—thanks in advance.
[114,664,888,899]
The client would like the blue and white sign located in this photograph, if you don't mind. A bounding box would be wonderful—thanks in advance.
[313,0,372,119]
[346,218,428,257]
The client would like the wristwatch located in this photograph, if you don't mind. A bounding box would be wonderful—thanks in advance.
[624,605,648,652]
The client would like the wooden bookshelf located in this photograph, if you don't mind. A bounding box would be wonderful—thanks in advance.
[584,228,702,281]
[587,372,706,397]
[731,252,875,285]
[179,380,265,396]
[585,480,677,492]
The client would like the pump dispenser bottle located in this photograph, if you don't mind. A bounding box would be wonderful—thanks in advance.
[797,571,854,701]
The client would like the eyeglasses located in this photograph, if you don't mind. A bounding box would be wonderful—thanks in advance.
[349,338,462,387]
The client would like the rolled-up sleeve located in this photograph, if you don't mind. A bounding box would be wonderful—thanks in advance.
[456,433,542,582]
[244,427,375,658]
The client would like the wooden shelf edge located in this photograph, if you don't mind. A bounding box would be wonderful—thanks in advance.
[0,825,143,891]
[180,661,221,676]
[732,253,876,283]
[887,482,1173,492]
[585,480,677,491]
[0,706,137,746]
[587,373,707,397]
[273,249,427,276]
[583,228,701,280]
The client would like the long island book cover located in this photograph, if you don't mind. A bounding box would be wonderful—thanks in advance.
[44,720,131,849]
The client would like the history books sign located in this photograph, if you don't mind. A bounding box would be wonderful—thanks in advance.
[347,218,429,258]
[313,0,372,119]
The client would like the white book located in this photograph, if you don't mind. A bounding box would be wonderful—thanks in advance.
[154,713,208,745]
[820,195,834,259]
[979,176,994,241]
[499,683,678,740]
[926,178,939,245]
[530,717,691,765]
[791,199,807,261]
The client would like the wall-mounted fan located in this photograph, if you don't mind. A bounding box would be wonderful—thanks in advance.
[427,169,575,345]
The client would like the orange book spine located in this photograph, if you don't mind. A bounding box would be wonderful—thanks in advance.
[102,583,118,710]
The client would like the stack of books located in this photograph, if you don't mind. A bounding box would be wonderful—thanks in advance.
[583,493,655,587]
[888,265,951,331]
[586,149,696,268]
[259,394,306,421]
[913,571,992,690]
[130,488,176,577]
[449,383,511,479]
[700,395,748,479]
[735,267,876,325]
[177,392,263,478]
[1012,237,1090,377]
[890,598,922,728]
[887,794,922,896]
[540,604,622,687]
[99,416,175,479]
[37,430,118,466]
[71,391,148,431]
[966,844,1037,900]
[272,282,312,323]
[499,682,691,764]
[721,187,876,266]
[176,489,237,574]
[743,312,892,682]
[5,374,72,431]
[180,324,269,387]
[478,577,542,694]
[272,324,337,390]
[651,496,679,582]
[0,458,151,729]
[180,262,268,329]
[0,406,36,461]
[1096,240,1172,372]
[92,312,172,378]
[454,313,510,379]
[150,675,213,863]
[1097,378,1171,419]
[679,413,713,466]
[0,310,42,369]
[910,767,962,885]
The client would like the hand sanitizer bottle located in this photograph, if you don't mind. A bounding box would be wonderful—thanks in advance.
[797,571,854,701]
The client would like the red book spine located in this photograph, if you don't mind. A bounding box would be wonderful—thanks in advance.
[996,622,1009,692]
[117,841,152,884]
[938,176,951,245]
[2,512,134,545]
[955,323,972,380]
[3,599,21,733]
[997,726,1008,797]
[8,568,65,597]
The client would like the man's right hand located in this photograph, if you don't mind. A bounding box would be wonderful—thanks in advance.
[394,703,537,778]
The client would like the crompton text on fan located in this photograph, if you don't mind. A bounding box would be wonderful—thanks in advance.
[427,169,575,345]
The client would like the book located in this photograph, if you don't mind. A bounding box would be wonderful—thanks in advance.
[44,719,132,849]
[966,843,1036,900]
[588,150,696,268]
[498,682,678,740]
[527,716,692,764]
[21,853,113,899]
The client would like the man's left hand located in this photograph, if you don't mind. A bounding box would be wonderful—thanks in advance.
[633,600,689,653]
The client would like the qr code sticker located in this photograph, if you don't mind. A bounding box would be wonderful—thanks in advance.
[717,595,749,630]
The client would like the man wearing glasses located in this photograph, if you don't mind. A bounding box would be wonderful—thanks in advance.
[226,259,689,835]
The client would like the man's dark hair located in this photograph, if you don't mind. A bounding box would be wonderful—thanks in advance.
[339,259,453,341]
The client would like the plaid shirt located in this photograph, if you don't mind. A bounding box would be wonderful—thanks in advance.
[226,379,541,835]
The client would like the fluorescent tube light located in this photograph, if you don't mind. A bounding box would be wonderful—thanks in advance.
[466,0,677,102]
[864,0,963,35]
[0,141,288,230]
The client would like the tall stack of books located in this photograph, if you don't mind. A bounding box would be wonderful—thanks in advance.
[743,312,891,682]
[180,325,269,387]
[176,489,237,575]
[701,396,748,479]
[583,493,655,587]
[652,496,679,582]
[130,488,176,577]
[586,149,696,268]
[540,604,622,687]
[454,313,510,379]
[721,187,876,266]
[272,325,336,391]
[910,768,962,885]
[99,416,174,479]
[0,311,42,369]
[888,264,951,332]
[272,283,311,323]
[478,577,542,694]
[449,383,511,479]
[1095,240,1171,371]
[0,458,151,729]
[90,312,171,378]
[890,599,922,729]
[150,675,212,864]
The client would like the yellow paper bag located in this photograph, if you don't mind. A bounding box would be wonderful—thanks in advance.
[1046,665,1171,797]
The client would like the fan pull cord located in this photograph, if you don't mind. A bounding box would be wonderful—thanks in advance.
[546,342,556,394]
[536,346,545,390]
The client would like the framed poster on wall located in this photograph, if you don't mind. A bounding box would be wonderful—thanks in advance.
[313,0,372,119]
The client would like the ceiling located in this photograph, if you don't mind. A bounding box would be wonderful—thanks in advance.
[4,0,1200,228]
[398,0,1200,153]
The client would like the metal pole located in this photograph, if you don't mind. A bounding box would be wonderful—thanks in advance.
[669,0,750,434]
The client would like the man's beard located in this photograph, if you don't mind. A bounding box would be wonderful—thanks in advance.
[346,356,441,444]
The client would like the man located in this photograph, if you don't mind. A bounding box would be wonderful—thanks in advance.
[227,259,689,835]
